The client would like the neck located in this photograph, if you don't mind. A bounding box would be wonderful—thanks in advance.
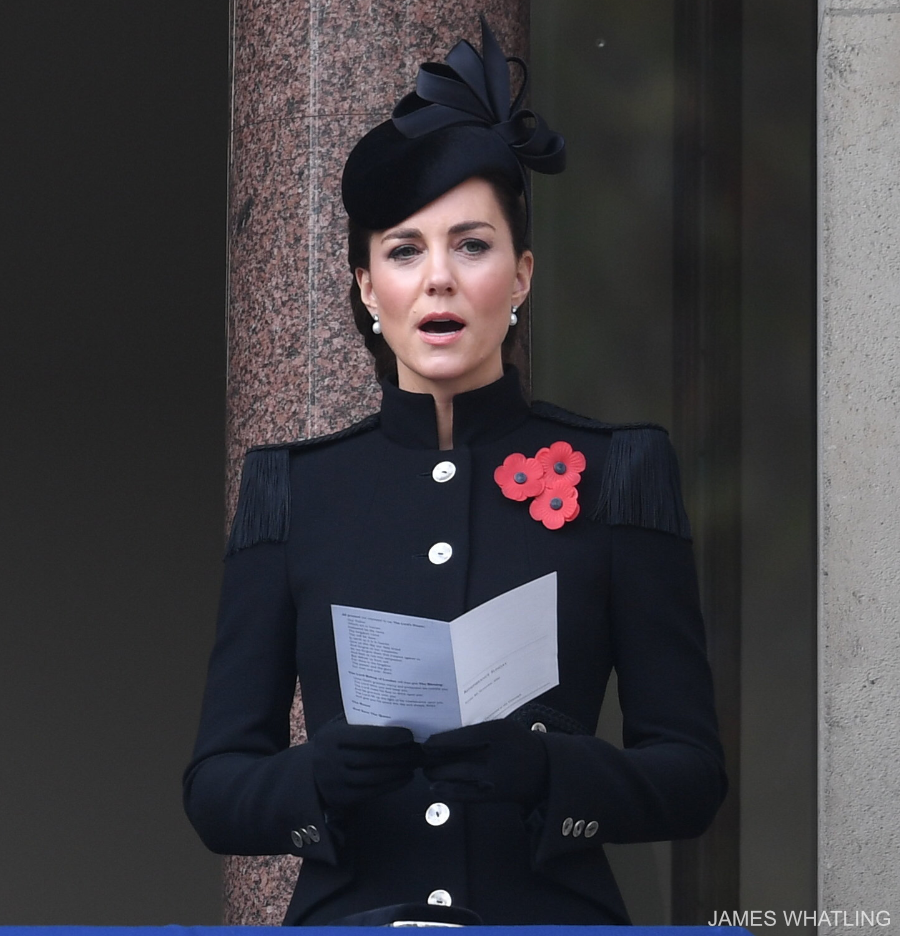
[430,392,455,450]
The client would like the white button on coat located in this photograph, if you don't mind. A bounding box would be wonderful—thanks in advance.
[530,721,547,732]
[425,802,450,826]
[428,542,453,564]
[427,889,452,906]
[432,461,456,483]
[584,820,599,838]
[561,817,574,836]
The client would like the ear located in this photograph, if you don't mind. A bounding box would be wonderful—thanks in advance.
[356,267,376,311]
[512,250,534,307]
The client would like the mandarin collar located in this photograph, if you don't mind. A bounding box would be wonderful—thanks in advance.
[378,367,530,450]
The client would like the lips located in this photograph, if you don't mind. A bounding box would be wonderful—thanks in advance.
[417,312,466,344]
[420,320,464,334]
[419,312,465,334]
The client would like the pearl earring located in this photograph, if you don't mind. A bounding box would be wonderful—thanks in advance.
[510,305,519,326]
[371,314,382,335]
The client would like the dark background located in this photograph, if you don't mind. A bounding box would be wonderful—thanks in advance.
[2,2,228,923]
[531,2,816,928]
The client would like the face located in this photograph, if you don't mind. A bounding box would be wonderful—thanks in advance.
[356,177,533,398]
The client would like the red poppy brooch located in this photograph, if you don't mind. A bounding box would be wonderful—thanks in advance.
[494,441,586,530]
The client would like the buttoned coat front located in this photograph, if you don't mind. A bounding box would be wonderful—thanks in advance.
[183,370,727,925]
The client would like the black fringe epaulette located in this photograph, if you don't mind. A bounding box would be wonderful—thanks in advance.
[593,425,692,539]
[531,401,692,540]
[225,414,379,556]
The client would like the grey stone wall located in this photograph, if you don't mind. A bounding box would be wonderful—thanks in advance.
[819,3,900,924]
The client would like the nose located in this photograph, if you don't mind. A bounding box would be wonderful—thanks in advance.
[424,249,457,295]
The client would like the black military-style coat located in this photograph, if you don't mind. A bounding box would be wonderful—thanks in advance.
[183,368,727,926]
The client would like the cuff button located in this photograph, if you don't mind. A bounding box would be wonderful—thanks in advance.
[585,820,598,838]
[561,817,574,836]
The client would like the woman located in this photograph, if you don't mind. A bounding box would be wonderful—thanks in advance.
[183,18,726,926]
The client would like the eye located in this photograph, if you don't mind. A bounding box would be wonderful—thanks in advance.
[388,244,420,261]
[459,238,490,255]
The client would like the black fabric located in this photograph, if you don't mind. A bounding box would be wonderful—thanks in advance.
[422,719,549,808]
[227,415,380,558]
[341,17,565,230]
[183,370,727,926]
[225,446,291,556]
[312,717,420,812]
[507,700,593,737]
[379,365,529,449]
[593,426,693,539]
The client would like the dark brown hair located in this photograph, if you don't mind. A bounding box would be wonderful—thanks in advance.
[348,172,530,381]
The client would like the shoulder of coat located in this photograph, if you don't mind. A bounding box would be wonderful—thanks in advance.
[530,399,665,435]
[531,401,691,540]
[247,412,381,455]
[225,413,380,556]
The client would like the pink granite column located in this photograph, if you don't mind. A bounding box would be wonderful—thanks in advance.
[224,1,529,923]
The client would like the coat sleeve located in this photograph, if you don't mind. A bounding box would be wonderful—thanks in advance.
[181,456,340,864]
[530,434,727,867]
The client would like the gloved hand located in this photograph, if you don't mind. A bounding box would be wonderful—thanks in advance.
[312,717,420,810]
[422,719,549,809]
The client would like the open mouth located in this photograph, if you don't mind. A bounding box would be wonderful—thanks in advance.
[420,319,465,334]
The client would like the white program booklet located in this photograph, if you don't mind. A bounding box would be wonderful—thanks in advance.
[331,572,558,742]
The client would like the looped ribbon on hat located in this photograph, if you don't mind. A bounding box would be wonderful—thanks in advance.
[392,16,565,175]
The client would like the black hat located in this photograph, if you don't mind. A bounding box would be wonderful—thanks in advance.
[341,16,566,231]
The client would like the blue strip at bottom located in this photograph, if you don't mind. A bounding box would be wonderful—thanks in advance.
[0,926,752,935]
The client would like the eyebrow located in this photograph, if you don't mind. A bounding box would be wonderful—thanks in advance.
[380,220,496,243]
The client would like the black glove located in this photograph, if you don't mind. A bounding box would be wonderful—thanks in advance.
[312,717,420,810]
[422,719,549,809]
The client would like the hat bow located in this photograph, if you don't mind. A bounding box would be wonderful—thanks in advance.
[392,16,566,176]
